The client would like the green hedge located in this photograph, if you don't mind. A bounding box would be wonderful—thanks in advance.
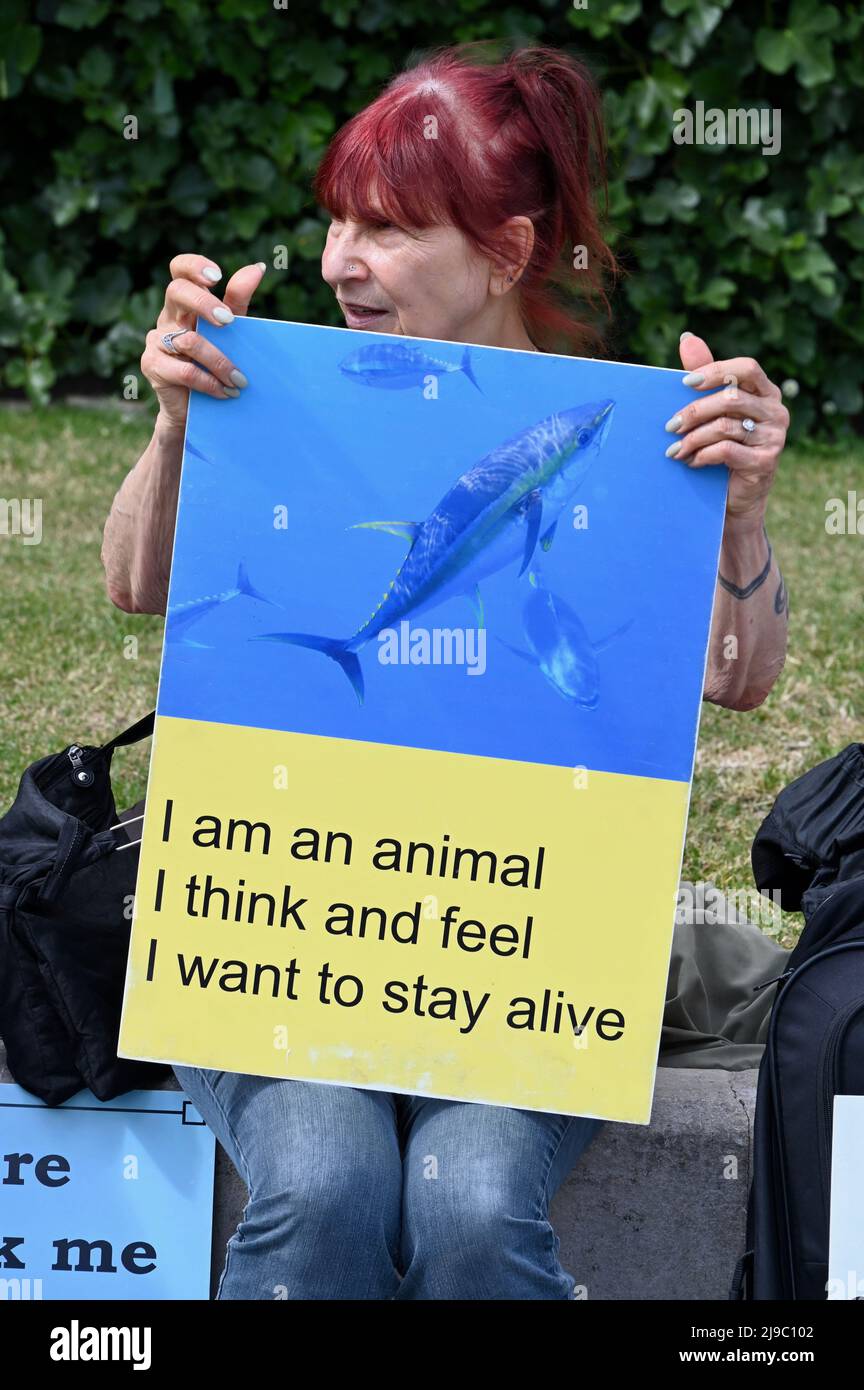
[2,0,863,437]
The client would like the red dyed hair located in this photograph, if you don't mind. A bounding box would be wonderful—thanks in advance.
[314,43,617,354]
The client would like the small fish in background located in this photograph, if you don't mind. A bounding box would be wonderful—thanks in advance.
[498,569,632,710]
[339,342,482,392]
[166,561,279,644]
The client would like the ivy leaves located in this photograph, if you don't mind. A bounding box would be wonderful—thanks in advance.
[0,0,861,439]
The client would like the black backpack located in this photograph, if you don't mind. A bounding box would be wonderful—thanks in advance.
[731,742,864,1300]
[0,711,169,1104]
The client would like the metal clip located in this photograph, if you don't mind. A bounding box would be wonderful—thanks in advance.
[67,744,94,788]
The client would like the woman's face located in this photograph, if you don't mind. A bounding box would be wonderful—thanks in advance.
[321,213,494,342]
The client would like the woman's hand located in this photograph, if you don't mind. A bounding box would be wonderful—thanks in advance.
[141,254,266,430]
[665,332,790,530]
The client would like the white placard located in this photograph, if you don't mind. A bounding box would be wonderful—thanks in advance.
[828,1094,864,1300]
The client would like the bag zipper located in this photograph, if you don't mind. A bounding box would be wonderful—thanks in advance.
[754,968,794,993]
[66,744,95,788]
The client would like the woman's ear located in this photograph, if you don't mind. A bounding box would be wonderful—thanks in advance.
[490,215,535,295]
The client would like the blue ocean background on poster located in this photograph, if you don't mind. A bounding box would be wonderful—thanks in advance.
[157,319,727,783]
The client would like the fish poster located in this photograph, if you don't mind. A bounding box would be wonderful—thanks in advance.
[118,318,728,1124]
[0,1083,214,1299]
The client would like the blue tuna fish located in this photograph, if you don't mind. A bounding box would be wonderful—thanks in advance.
[252,399,614,701]
[166,561,278,644]
[339,342,482,392]
[499,569,631,709]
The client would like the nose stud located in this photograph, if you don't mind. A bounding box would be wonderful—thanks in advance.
[347,263,357,272]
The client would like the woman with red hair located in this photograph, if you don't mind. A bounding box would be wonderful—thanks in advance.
[103,45,790,1300]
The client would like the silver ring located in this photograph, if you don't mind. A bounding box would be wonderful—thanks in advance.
[741,417,757,434]
[161,328,193,354]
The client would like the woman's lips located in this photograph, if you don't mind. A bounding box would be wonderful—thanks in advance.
[339,301,391,328]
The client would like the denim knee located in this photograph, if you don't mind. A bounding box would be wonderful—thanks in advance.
[400,1187,567,1299]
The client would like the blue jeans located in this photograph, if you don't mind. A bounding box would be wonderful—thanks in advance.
[173,1066,603,1300]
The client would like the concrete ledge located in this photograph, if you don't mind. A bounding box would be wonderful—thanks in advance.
[551,1067,757,1300]
[0,1044,755,1299]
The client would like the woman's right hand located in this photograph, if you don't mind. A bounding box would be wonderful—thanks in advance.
[141,254,267,430]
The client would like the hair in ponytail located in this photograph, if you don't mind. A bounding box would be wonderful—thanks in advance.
[315,42,618,354]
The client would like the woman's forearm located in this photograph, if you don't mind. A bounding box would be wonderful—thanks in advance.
[101,414,186,614]
[703,517,788,710]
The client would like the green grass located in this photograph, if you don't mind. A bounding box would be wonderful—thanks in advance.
[1,404,861,945]
[0,406,161,813]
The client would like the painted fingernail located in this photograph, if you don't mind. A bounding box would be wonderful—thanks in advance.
[665,440,682,458]
[202,265,222,282]
[213,306,234,324]
[223,386,240,398]
[256,261,267,272]
[229,369,248,388]
[665,414,683,433]
[682,371,704,386]
[680,331,694,341]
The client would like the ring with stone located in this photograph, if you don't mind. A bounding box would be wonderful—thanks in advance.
[741,417,757,435]
[161,328,193,354]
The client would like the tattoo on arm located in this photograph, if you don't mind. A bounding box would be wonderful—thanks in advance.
[774,572,789,616]
[718,525,773,600]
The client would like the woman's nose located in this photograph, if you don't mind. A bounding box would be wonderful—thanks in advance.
[322,229,368,286]
[341,256,368,282]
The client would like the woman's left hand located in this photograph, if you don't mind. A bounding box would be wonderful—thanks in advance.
[665,332,790,527]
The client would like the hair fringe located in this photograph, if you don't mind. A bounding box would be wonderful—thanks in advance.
[315,42,619,355]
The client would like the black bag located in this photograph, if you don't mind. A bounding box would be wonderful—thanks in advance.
[0,711,169,1105]
[731,743,864,1300]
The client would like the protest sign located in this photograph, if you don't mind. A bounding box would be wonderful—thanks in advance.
[0,1083,214,1299]
[119,319,727,1122]
[828,1095,864,1299]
